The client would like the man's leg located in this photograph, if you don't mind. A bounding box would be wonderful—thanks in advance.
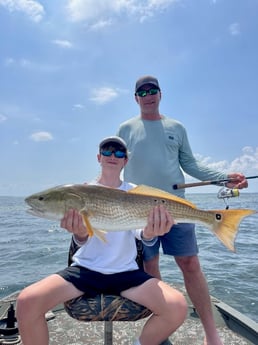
[142,238,174,345]
[175,255,223,345]
[143,224,223,345]
[143,254,161,279]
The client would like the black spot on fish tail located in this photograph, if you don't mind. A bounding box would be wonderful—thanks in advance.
[216,213,222,220]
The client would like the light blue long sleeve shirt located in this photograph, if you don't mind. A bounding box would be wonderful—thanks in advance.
[117,116,227,198]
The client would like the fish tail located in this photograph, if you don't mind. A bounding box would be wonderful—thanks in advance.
[209,209,256,252]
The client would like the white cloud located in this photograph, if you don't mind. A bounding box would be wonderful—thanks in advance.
[183,147,258,193]
[66,0,111,22]
[89,19,112,31]
[66,0,179,24]
[4,58,15,66]
[4,57,33,68]
[194,154,228,172]
[0,114,7,123]
[229,146,258,174]
[30,131,53,142]
[52,40,73,48]
[0,0,45,22]
[89,87,119,104]
[229,22,240,36]
[73,103,85,110]
[195,146,258,177]
[4,57,63,73]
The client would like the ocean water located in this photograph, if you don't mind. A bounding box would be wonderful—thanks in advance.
[0,193,257,323]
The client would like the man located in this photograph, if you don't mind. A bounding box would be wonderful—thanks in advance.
[16,136,187,345]
[117,76,248,345]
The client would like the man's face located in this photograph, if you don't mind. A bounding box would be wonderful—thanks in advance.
[135,83,161,113]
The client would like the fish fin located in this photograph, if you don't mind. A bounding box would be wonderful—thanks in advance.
[209,209,257,252]
[128,185,197,208]
[80,210,107,243]
[92,228,108,243]
[80,210,94,237]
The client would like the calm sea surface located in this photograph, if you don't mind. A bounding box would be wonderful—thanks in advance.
[0,193,257,322]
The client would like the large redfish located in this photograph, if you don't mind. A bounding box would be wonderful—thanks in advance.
[25,184,256,252]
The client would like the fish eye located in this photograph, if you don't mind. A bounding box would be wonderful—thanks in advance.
[38,196,44,201]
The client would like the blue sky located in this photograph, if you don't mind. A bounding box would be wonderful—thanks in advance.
[1,0,258,197]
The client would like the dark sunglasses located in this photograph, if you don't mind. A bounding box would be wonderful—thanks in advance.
[136,88,159,97]
[101,150,127,158]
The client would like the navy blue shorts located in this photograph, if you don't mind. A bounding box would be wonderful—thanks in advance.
[57,266,153,298]
[143,223,198,261]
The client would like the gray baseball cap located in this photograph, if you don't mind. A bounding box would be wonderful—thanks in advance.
[99,136,127,152]
[135,75,160,92]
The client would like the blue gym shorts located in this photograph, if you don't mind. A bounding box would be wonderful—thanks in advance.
[57,266,153,298]
[143,223,198,261]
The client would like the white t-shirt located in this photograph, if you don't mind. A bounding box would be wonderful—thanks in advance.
[72,181,143,274]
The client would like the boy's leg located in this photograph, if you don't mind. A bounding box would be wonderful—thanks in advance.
[16,273,83,345]
[121,278,187,345]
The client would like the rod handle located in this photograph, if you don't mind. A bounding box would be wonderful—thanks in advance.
[173,181,214,189]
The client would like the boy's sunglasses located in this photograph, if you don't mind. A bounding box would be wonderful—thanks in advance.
[136,88,159,97]
[101,150,127,159]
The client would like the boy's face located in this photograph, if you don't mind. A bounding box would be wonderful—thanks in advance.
[98,143,128,170]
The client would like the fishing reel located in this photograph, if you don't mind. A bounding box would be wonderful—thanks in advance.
[217,187,240,199]
[217,185,240,209]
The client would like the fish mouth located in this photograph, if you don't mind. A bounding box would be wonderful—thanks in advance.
[26,208,46,218]
[26,207,62,221]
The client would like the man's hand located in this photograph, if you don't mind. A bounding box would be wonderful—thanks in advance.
[226,173,248,189]
[142,205,174,240]
[60,209,89,243]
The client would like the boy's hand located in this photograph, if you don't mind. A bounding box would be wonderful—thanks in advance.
[61,209,89,243]
[142,205,174,240]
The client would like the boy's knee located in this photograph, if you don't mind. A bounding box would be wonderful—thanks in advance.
[16,289,36,319]
[162,291,187,333]
[177,292,188,320]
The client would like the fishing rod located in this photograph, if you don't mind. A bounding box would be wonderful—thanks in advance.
[173,175,258,207]
[173,175,258,190]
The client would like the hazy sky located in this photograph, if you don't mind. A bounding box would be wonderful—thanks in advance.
[1,0,258,196]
